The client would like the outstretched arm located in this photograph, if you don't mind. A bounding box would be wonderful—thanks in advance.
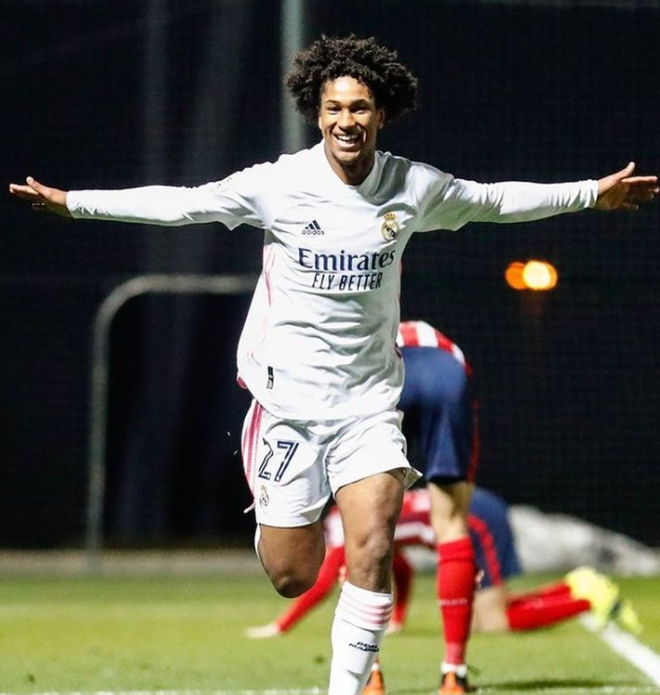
[9,173,265,228]
[594,162,659,211]
[9,177,71,218]
[419,161,658,233]
[9,177,209,226]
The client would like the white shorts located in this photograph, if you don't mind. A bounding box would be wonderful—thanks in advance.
[241,400,421,528]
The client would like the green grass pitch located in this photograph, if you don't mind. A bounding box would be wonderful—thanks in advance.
[0,570,658,694]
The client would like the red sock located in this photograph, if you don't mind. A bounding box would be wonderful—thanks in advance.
[506,593,590,631]
[437,538,476,665]
[392,551,414,625]
[507,580,572,608]
[276,546,345,632]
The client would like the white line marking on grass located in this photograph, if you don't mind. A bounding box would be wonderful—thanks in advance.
[581,615,660,688]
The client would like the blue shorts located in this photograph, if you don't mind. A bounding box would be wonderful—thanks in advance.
[468,488,522,588]
[399,347,476,483]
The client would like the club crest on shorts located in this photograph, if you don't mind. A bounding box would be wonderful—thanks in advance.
[381,212,399,241]
[259,484,269,509]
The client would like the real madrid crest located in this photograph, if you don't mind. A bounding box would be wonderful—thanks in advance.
[381,212,399,241]
[259,484,269,509]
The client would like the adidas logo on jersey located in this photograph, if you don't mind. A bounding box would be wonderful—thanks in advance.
[302,220,324,235]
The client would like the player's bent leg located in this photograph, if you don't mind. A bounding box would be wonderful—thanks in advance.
[258,521,325,598]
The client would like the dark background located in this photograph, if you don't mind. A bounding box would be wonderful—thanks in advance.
[1,0,659,548]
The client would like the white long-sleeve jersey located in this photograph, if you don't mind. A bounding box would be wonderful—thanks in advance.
[67,142,598,419]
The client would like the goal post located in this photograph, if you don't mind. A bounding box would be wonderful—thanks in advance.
[86,274,257,570]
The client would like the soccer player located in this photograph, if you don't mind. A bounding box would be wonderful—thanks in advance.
[9,34,658,695]
[245,487,505,641]
[396,320,478,693]
[393,322,640,692]
[246,487,641,694]
[245,492,426,641]
[246,487,641,638]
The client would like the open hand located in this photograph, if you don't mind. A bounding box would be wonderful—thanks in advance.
[595,162,659,211]
[9,177,72,218]
[245,623,282,639]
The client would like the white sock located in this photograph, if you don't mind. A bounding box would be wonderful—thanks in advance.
[328,581,393,695]
[442,661,468,678]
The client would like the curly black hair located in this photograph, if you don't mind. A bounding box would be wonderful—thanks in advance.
[285,35,418,123]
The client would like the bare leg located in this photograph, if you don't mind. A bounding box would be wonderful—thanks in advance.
[428,480,473,542]
[327,470,406,695]
[336,470,406,591]
[472,585,510,633]
[258,521,326,598]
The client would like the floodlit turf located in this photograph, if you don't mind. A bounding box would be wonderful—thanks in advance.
[0,572,658,694]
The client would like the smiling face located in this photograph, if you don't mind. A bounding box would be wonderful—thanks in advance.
[318,76,385,186]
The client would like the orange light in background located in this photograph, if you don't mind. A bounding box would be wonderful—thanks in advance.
[504,262,526,290]
[523,260,558,290]
[505,260,559,291]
